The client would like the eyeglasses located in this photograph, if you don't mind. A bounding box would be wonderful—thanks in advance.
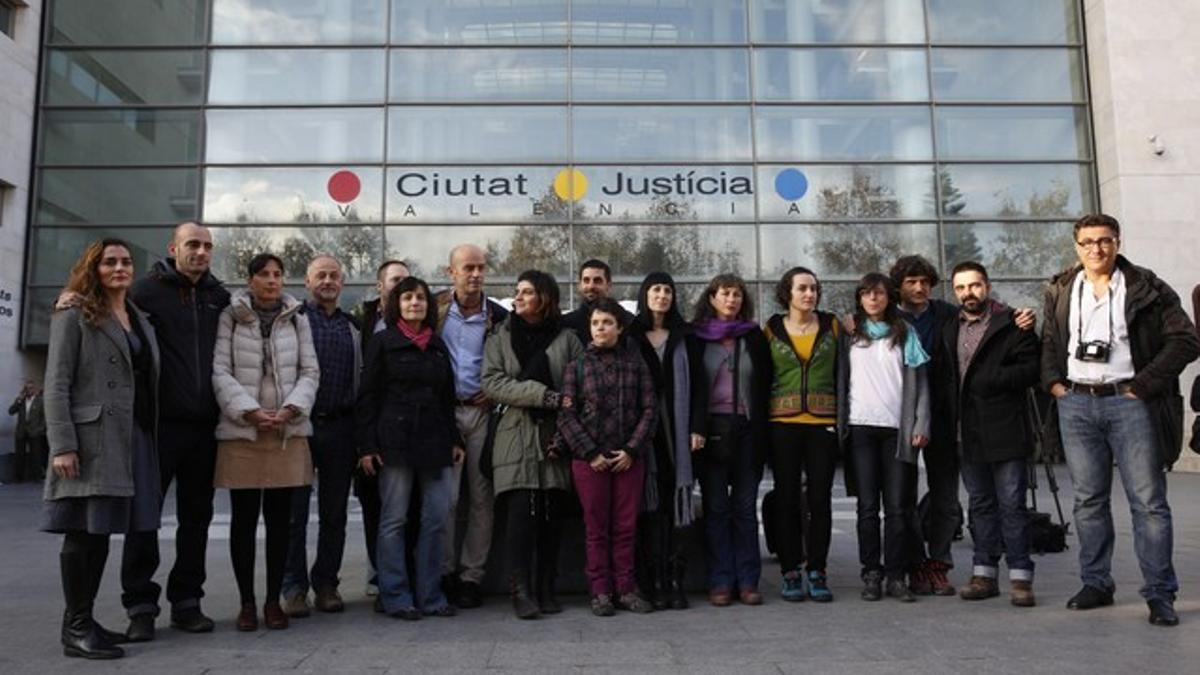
[1075,237,1117,250]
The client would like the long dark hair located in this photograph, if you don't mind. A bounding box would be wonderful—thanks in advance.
[693,273,754,323]
[851,272,907,348]
[383,276,436,332]
[633,271,686,332]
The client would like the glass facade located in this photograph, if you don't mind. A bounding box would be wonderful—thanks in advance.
[25,0,1095,344]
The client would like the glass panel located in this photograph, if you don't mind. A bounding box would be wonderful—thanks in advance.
[389,49,568,102]
[391,0,569,44]
[30,227,171,286]
[566,166,754,223]
[45,50,205,105]
[755,106,932,161]
[756,164,936,220]
[49,0,206,46]
[986,282,1044,313]
[212,0,387,44]
[573,106,752,162]
[385,166,563,223]
[388,107,568,163]
[931,48,1085,102]
[571,0,747,44]
[942,221,1076,279]
[206,109,385,164]
[203,167,385,224]
[572,48,749,101]
[207,226,385,282]
[753,48,927,102]
[36,168,199,224]
[209,49,386,104]
[751,0,925,44]
[928,0,1080,44]
[23,288,61,347]
[40,110,201,166]
[760,223,939,280]
[936,106,1090,160]
[574,224,755,279]
[940,164,1094,219]
[385,225,572,278]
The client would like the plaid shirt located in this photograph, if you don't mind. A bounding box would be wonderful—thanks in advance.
[556,345,657,460]
[306,301,356,415]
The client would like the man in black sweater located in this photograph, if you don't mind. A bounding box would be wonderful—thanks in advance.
[561,259,633,344]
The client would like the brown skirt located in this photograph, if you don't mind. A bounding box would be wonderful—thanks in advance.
[214,431,313,490]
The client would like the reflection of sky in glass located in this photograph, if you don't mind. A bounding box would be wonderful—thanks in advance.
[207,109,384,163]
[943,164,1092,218]
[209,50,386,104]
[935,107,1088,160]
[571,0,747,44]
[932,49,1084,102]
[388,107,568,163]
[756,165,936,220]
[572,48,748,101]
[574,106,752,162]
[751,0,926,44]
[754,49,928,102]
[756,106,932,161]
[928,0,1080,44]
[212,0,387,44]
[390,49,568,102]
[391,1,569,44]
[204,167,384,224]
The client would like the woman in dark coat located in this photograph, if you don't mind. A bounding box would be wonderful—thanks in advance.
[357,276,464,620]
[43,239,160,660]
[627,272,706,609]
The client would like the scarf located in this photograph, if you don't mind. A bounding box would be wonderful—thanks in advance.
[863,319,930,368]
[253,301,283,339]
[397,320,433,351]
[694,318,758,342]
[509,314,559,387]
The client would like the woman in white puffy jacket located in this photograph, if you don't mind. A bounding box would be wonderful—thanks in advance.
[211,253,319,632]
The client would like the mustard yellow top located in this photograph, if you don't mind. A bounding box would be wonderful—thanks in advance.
[775,331,836,425]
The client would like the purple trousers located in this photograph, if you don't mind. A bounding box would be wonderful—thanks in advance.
[572,458,645,596]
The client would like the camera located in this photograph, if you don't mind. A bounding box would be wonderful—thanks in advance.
[1075,340,1111,363]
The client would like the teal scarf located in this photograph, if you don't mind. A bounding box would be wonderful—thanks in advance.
[864,319,930,368]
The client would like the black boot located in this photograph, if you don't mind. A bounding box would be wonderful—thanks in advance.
[80,538,127,646]
[649,557,670,611]
[668,557,690,610]
[61,551,123,659]
[536,568,562,615]
[509,572,540,620]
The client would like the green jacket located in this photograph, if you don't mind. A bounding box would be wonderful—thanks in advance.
[765,313,839,419]
[481,318,584,495]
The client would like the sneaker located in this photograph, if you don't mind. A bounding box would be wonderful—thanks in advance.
[591,594,616,617]
[861,570,883,602]
[314,587,344,613]
[283,592,311,618]
[616,592,655,614]
[958,576,1000,601]
[807,570,833,603]
[365,581,379,598]
[886,577,916,603]
[907,561,933,596]
[1066,585,1114,610]
[925,561,956,596]
[1147,599,1179,627]
[781,569,806,602]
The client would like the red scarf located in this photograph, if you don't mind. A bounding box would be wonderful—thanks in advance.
[397,319,433,350]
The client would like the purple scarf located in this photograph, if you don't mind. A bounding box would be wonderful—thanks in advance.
[694,318,758,342]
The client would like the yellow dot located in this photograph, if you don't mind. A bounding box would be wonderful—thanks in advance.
[553,168,588,201]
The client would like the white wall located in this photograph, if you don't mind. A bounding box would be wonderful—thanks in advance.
[0,0,43,459]
[1086,0,1200,470]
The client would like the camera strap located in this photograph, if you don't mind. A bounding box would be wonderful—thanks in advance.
[1076,275,1114,346]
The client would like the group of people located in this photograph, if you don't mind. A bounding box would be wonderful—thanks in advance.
[36,213,1196,660]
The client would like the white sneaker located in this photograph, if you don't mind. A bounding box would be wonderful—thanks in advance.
[365,582,379,597]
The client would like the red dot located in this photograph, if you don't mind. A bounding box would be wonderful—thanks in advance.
[327,170,361,204]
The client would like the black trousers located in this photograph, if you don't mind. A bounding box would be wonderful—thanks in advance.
[14,433,48,482]
[229,487,293,605]
[502,489,565,581]
[850,425,918,580]
[768,423,838,573]
[121,420,217,617]
[912,439,963,567]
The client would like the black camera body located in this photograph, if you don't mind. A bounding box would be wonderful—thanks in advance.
[1075,340,1111,363]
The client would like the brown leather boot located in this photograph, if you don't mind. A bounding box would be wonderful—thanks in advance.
[958,576,999,600]
[1010,580,1036,607]
[263,601,289,630]
[236,603,258,632]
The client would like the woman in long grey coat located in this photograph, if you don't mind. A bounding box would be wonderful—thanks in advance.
[481,270,582,619]
[43,239,160,660]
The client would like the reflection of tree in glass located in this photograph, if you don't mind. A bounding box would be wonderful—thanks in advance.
[990,181,1076,277]
[213,228,271,281]
[933,168,983,268]
[212,226,382,282]
[811,170,907,275]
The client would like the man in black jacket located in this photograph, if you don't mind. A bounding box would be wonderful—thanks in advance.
[1041,213,1199,627]
[122,222,230,639]
[936,262,1040,608]
[561,259,633,345]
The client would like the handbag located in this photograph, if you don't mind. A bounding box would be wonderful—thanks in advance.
[703,341,741,463]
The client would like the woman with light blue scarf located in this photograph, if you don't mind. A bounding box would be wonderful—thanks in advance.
[835,272,931,604]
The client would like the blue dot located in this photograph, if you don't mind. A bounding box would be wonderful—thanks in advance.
[775,168,808,201]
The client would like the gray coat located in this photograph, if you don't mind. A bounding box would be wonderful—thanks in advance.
[43,305,160,501]
[481,319,584,495]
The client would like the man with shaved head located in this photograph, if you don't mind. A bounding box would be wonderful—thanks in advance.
[121,221,230,640]
[435,244,508,608]
[282,254,362,617]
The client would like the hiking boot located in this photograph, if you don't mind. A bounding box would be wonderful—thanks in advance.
[283,592,311,618]
[781,569,806,602]
[807,570,834,603]
[708,587,733,607]
[958,576,999,601]
[1010,580,1036,607]
[616,592,654,614]
[926,561,956,596]
[314,587,344,613]
[907,561,933,595]
[591,594,615,617]
[886,577,916,603]
[861,571,883,602]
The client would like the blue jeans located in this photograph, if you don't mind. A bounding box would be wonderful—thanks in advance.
[959,455,1033,580]
[282,415,357,597]
[697,415,763,591]
[377,463,453,613]
[1057,392,1176,602]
